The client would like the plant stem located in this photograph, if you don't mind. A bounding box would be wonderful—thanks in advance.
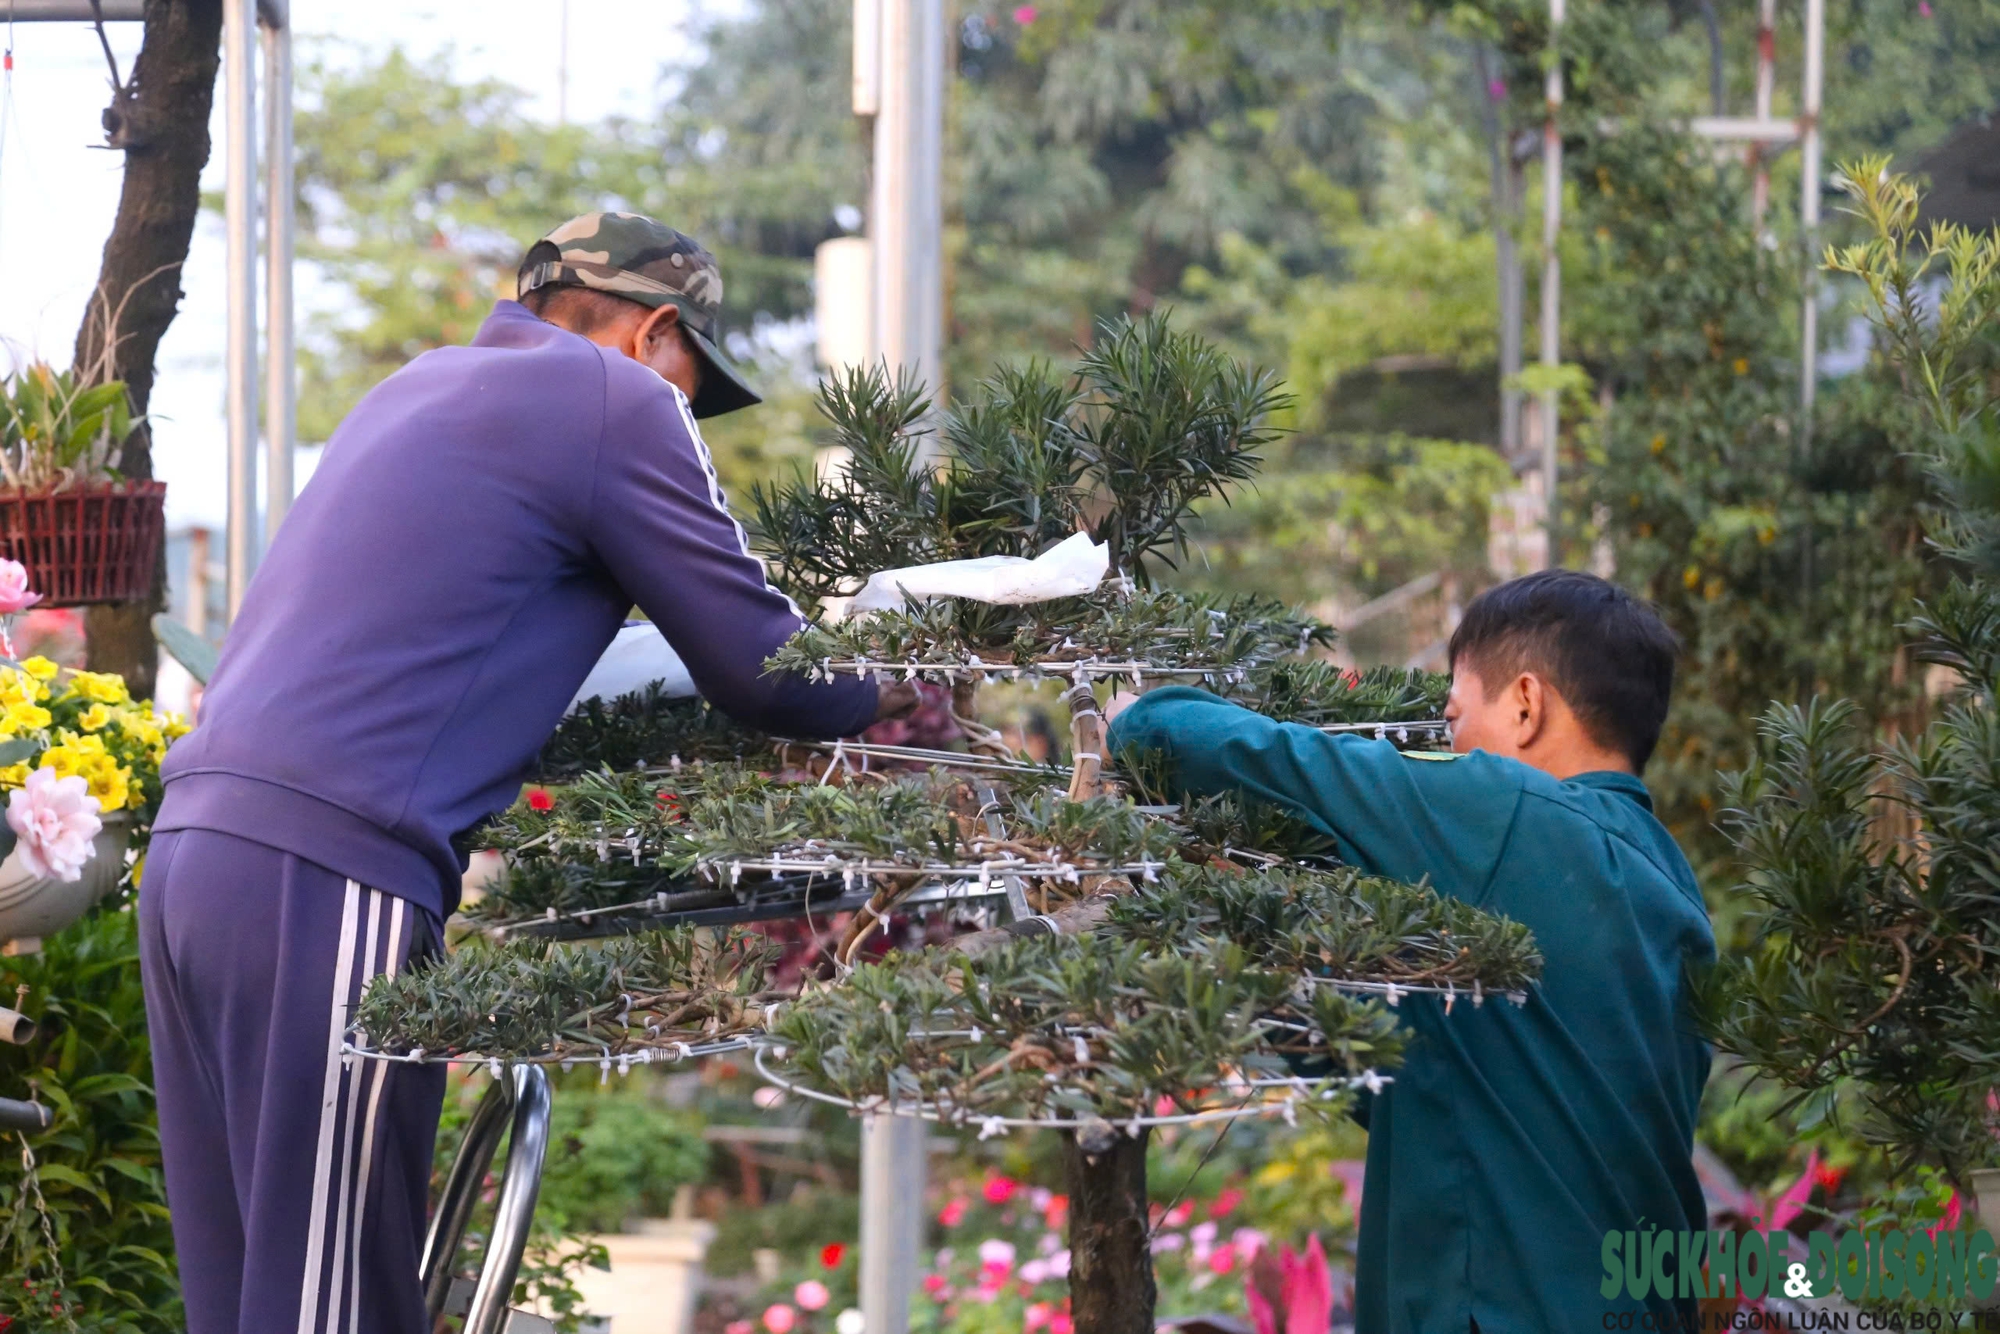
[1062,1126,1155,1334]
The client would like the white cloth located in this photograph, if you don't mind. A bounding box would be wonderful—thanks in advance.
[567,624,698,712]
[844,531,1109,618]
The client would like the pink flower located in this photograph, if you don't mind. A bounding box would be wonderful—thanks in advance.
[983,1175,1019,1205]
[0,561,40,615]
[1208,1247,1238,1275]
[727,1322,755,1334]
[1019,1259,1051,1285]
[762,1305,798,1334]
[1025,1302,1054,1333]
[1013,5,1038,24]
[1150,1232,1186,1255]
[939,1198,969,1227]
[1048,1314,1073,1334]
[978,1239,1017,1271]
[922,1274,950,1297]
[1918,0,1933,14]
[1231,1227,1269,1260]
[1048,1250,1070,1278]
[1164,1200,1194,1229]
[1244,1234,1331,1334]
[6,767,101,882]
[1043,1194,1068,1230]
[795,1281,831,1311]
[1209,1187,1243,1218]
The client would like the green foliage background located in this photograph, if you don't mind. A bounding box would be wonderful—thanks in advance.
[0,906,178,1333]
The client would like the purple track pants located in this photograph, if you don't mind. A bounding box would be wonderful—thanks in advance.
[137,828,447,1334]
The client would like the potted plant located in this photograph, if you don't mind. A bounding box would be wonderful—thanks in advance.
[0,561,186,950]
[0,362,165,607]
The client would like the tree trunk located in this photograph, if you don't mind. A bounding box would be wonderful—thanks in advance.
[1062,1125,1154,1334]
[73,0,225,702]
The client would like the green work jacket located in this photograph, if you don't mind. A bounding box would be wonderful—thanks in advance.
[1107,688,1715,1334]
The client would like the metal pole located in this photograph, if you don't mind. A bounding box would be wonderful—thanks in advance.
[869,0,945,409]
[1750,0,1776,230]
[224,0,259,619]
[1799,0,1824,426]
[1539,0,1564,566]
[261,9,295,544]
[859,3,943,1323]
[860,1114,927,1334]
[1477,48,1523,463]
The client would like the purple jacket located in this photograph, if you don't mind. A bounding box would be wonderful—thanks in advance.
[158,301,878,919]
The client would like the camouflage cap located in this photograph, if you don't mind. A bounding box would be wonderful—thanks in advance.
[517,212,761,419]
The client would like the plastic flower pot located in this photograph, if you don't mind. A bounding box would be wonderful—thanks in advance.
[0,480,166,607]
[0,813,129,953]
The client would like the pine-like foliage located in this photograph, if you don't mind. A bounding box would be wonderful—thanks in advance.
[751,313,1286,610]
[537,688,777,778]
[767,931,1404,1125]
[1704,164,2000,1184]
[354,929,780,1059]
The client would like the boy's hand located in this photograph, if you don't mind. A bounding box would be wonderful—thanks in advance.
[874,680,922,723]
[1104,691,1144,725]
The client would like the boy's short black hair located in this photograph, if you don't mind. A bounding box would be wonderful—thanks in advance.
[1446,570,1680,771]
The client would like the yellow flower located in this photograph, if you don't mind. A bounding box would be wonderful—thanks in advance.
[0,763,28,789]
[1649,434,1667,455]
[1732,357,1749,376]
[88,762,131,813]
[131,851,146,888]
[78,703,114,733]
[1683,565,1701,589]
[2,702,50,735]
[20,657,58,682]
[63,671,130,706]
[163,714,191,741]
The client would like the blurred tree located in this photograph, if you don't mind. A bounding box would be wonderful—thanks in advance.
[72,0,224,701]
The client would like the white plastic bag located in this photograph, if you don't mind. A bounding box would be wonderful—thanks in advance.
[845,531,1109,617]
[567,623,698,713]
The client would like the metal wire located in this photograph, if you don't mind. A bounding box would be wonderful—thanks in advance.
[751,1043,1387,1139]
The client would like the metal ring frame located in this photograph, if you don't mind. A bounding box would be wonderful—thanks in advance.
[419,1063,553,1334]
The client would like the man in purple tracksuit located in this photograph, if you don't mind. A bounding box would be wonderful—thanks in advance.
[139,213,914,1334]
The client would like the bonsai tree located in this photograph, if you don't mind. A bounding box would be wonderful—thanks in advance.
[355,315,1542,1331]
[1704,163,2000,1195]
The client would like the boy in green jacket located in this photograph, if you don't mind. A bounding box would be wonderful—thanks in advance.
[1106,570,1714,1334]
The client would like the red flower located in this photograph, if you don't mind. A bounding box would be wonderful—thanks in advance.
[821,1241,847,1269]
[939,1197,969,1227]
[1209,1187,1244,1218]
[983,1175,1019,1205]
[1812,1161,1847,1193]
[525,787,555,812]
[1043,1194,1068,1230]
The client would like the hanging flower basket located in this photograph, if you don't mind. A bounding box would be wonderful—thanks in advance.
[0,480,166,608]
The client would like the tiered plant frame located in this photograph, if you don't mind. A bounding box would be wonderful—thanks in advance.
[350,319,1534,1334]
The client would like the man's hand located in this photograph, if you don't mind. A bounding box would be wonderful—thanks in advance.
[874,679,922,723]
